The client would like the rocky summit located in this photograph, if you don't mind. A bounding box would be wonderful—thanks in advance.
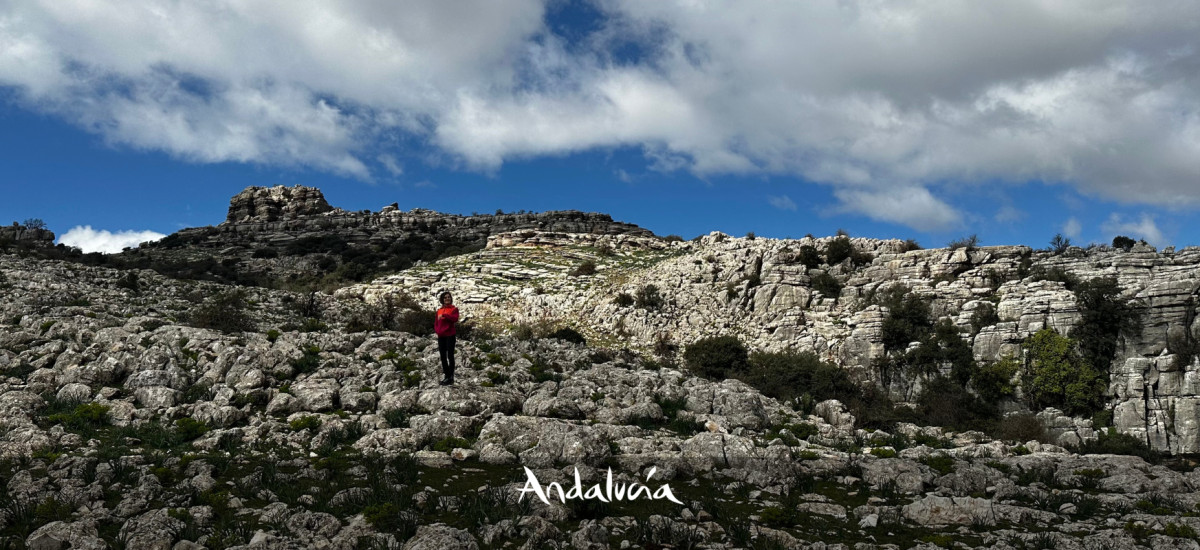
[2,186,1200,549]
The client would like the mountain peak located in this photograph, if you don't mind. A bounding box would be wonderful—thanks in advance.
[225,185,334,224]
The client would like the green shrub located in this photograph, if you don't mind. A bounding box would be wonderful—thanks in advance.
[739,351,858,405]
[289,415,321,431]
[810,272,842,298]
[1050,233,1072,254]
[683,336,748,379]
[174,417,210,441]
[1078,428,1158,462]
[973,357,1019,403]
[1112,235,1136,251]
[266,329,281,342]
[431,436,472,452]
[991,413,1048,444]
[1071,277,1142,376]
[635,285,664,310]
[1023,328,1106,416]
[290,345,322,376]
[825,236,855,265]
[547,327,586,345]
[870,447,897,458]
[1027,266,1079,289]
[969,305,1000,334]
[187,290,254,333]
[613,293,634,307]
[395,309,435,336]
[878,286,933,353]
[47,402,110,432]
[921,454,957,475]
[908,376,998,433]
[569,260,597,276]
[796,245,822,269]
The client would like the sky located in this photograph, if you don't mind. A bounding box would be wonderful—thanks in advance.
[1,1,1199,253]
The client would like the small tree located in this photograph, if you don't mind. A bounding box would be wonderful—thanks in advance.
[948,234,979,251]
[188,290,255,333]
[796,245,822,269]
[569,260,597,277]
[683,336,748,379]
[1112,235,1136,251]
[1050,233,1072,254]
[635,285,664,310]
[825,236,855,265]
[1022,328,1105,416]
[21,218,47,230]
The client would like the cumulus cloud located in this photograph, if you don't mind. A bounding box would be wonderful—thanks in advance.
[3,1,1200,229]
[833,186,962,232]
[768,195,797,211]
[59,226,165,254]
[1063,217,1082,240]
[1102,213,1167,248]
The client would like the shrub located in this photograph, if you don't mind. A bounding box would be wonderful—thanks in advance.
[1071,277,1142,375]
[969,305,1000,334]
[739,351,859,404]
[291,345,323,376]
[174,418,210,441]
[635,285,664,310]
[613,293,634,307]
[796,245,822,269]
[870,447,897,458]
[395,309,435,336]
[569,260,597,277]
[546,327,586,345]
[878,286,933,353]
[1050,233,1072,254]
[116,272,140,293]
[899,239,922,252]
[1023,328,1106,416]
[1027,266,1079,289]
[683,336,748,379]
[1112,235,1136,251]
[908,376,998,433]
[973,357,1019,403]
[22,218,47,230]
[991,413,1049,444]
[47,402,111,432]
[810,272,842,298]
[1078,427,1158,462]
[947,234,979,250]
[187,290,255,333]
[289,415,321,431]
[825,236,855,265]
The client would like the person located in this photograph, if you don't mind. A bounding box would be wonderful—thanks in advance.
[434,291,460,385]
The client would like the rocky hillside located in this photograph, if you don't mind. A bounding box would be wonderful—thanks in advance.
[343,230,1200,456]
[3,250,1200,549]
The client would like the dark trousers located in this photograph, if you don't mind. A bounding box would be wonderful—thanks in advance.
[438,335,456,379]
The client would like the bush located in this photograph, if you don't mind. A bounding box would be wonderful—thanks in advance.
[1050,233,1072,254]
[878,286,933,353]
[1027,266,1079,289]
[969,305,1000,334]
[899,239,922,252]
[116,272,140,293]
[947,234,979,250]
[810,272,842,298]
[739,351,859,405]
[1078,428,1158,462]
[569,260,597,277]
[174,418,210,441]
[187,290,254,333]
[289,415,321,431]
[991,413,1049,444]
[1112,235,1136,251]
[1023,328,1106,416]
[395,309,435,336]
[635,285,664,310]
[547,327,586,345]
[825,237,855,265]
[613,293,634,307]
[973,357,1019,403]
[796,245,822,269]
[1072,276,1142,375]
[907,376,997,433]
[683,336,748,379]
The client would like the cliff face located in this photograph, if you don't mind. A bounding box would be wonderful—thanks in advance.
[345,231,1200,454]
[0,223,55,247]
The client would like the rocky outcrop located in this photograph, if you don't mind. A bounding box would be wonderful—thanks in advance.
[224,185,333,223]
[0,222,55,247]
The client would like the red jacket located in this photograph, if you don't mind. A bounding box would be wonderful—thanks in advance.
[434,306,459,337]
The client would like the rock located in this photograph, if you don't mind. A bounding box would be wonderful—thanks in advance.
[403,524,479,550]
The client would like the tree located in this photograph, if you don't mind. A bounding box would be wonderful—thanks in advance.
[1050,233,1072,254]
[1071,277,1142,375]
[22,218,47,230]
[1022,328,1105,416]
[948,234,979,250]
[1112,235,1136,251]
[825,236,855,265]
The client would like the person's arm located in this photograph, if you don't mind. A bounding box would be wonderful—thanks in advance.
[447,307,460,324]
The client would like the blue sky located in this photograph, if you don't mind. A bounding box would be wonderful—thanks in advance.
[1,1,1197,252]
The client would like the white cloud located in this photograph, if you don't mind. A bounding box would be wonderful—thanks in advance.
[1102,213,1167,248]
[1063,217,1082,240]
[58,225,165,254]
[834,186,962,232]
[768,195,797,211]
[377,154,403,177]
[3,1,1200,230]
[995,205,1025,223]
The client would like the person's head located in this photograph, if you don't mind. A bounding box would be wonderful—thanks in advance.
[439,291,452,306]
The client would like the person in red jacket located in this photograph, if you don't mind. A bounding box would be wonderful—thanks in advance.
[434,291,460,385]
